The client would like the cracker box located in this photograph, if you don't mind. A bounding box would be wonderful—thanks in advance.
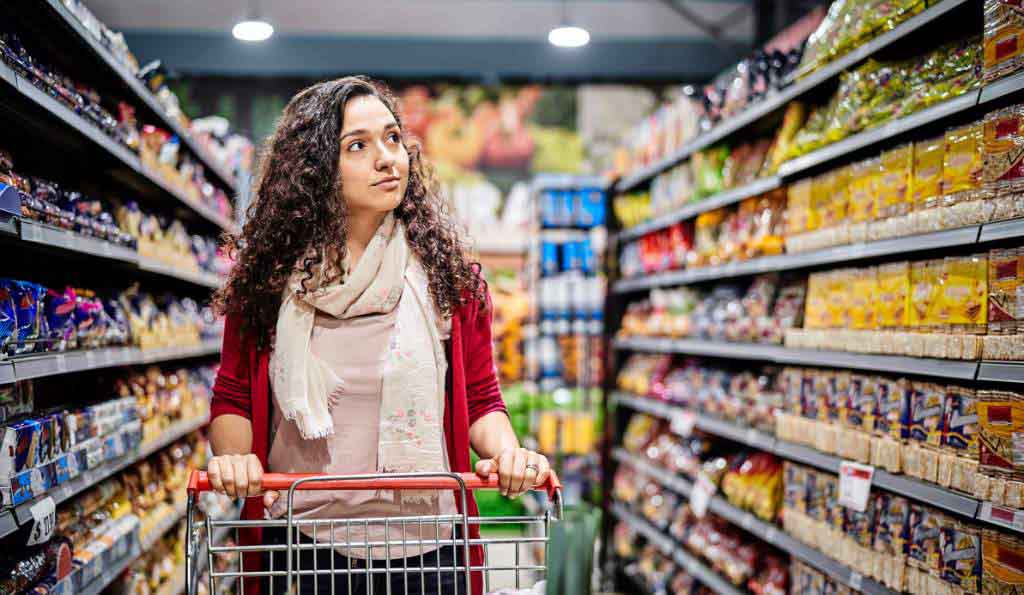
[907,504,945,571]
[873,493,911,557]
[909,382,946,446]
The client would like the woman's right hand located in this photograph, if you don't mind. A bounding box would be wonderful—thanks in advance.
[207,454,279,509]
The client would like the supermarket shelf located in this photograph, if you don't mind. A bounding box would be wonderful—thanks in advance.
[613,224,984,293]
[40,0,238,193]
[778,90,980,178]
[611,393,982,520]
[609,502,745,595]
[979,217,1024,243]
[977,361,1024,383]
[612,449,895,595]
[611,337,980,380]
[617,177,782,242]
[980,68,1024,106]
[613,0,973,193]
[138,257,223,289]
[76,540,143,595]
[533,174,609,191]
[0,415,207,540]
[0,60,239,235]
[8,338,221,381]
[19,219,138,264]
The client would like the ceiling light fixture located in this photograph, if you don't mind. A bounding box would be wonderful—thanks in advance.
[549,0,589,48]
[233,0,273,42]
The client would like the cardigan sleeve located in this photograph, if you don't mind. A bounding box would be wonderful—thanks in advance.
[211,313,254,421]
[463,287,508,426]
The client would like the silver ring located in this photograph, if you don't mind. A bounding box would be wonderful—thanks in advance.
[525,464,540,474]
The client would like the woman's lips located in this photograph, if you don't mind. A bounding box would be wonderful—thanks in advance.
[375,179,400,191]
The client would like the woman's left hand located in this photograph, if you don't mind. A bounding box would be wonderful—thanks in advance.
[474,447,551,498]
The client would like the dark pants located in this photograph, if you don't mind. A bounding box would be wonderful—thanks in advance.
[263,526,467,594]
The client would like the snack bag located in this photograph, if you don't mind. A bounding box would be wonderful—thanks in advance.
[848,267,878,331]
[943,385,979,457]
[942,122,984,205]
[909,260,939,332]
[2,281,43,355]
[43,287,76,352]
[876,377,911,440]
[912,136,945,211]
[907,504,944,571]
[978,390,1024,478]
[989,248,1022,334]
[848,158,880,224]
[873,493,911,556]
[984,0,1024,81]
[787,177,813,237]
[908,382,945,447]
[877,262,910,329]
[940,254,989,334]
[984,102,1024,199]
[878,144,914,219]
[939,521,982,591]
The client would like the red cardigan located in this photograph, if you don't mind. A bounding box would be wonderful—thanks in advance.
[210,290,506,595]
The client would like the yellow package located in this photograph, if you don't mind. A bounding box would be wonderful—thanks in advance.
[911,136,945,211]
[877,262,911,329]
[878,144,914,219]
[828,165,851,228]
[984,0,1024,82]
[942,122,984,204]
[786,178,813,236]
[826,269,853,329]
[849,267,879,330]
[909,260,941,331]
[940,254,989,332]
[805,272,829,329]
[808,172,832,232]
[848,157,880,223]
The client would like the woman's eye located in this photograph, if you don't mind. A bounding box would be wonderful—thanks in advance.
[347,141,364,152]
[387,132,401,143]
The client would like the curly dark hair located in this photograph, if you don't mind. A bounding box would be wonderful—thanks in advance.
[213,76,484,347]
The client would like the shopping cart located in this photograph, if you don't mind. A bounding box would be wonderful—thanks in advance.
[185,470,563,595]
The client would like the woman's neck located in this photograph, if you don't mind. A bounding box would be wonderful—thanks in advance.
[345,209,388,270]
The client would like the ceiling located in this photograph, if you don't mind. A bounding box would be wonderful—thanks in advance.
[86,0,758,81]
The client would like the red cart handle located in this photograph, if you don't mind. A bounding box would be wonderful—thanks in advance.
[188,470,562,499]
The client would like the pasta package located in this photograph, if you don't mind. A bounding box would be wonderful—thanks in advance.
[877,261,911,329]
[984,103,1024,198]
[984,0,1024,82]
[989,248,1022,334]
[912,136,945,211]
[942,122,984,205]
[878,144,914,219]
[978,390,1024,479]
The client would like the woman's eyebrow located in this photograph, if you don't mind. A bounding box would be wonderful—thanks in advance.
[340,128,368,142]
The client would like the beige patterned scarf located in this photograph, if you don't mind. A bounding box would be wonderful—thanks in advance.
[269,213,448,481]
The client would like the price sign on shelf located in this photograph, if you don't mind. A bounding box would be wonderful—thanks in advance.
[689,473,716,518]
[838,461,875,512]
[670,410,696,437]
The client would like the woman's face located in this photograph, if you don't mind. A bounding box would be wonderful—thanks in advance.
[337,94,410,215]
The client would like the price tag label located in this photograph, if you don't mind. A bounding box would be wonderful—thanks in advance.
[84,351,96,368]
[671,410,696,437]
[54,354,67,373]
[22,223,39,242]
[27,496,56,545]
[690,474,716,518]
[838,461,875,512]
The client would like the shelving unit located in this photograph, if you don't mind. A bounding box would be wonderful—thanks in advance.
[614,0,974,194]
[609,503,746,595]
[612,449,896,595]
[609,392,1021,529]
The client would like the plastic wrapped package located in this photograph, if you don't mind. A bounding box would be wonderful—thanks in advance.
[984,0,1024,82]
[878,144,913,220]
[984,103,1024,222]
[943,122,985,206]
[912,136,946,214]
[988,248,1021,334]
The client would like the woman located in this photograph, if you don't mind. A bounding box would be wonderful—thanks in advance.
[207,76,550,595]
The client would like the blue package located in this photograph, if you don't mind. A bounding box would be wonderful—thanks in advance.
[580,239,596,275]
[576,188,606,228]
[541,242,559,276]
[44,287,76,352]
[555,190,574,227]
[560,241,577,272]
[541,190,558,227]
[3,280,43,355]
[0,283,15,355]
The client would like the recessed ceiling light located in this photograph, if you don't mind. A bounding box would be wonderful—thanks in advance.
[233,19,273,42]
[549,25,590,48]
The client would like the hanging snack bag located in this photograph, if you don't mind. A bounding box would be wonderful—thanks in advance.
[912,136,946,212]
[984,0,1024,82]
[942,122,985,206]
